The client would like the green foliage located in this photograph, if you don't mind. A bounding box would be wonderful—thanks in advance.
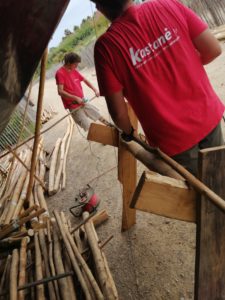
[47,13,109,69]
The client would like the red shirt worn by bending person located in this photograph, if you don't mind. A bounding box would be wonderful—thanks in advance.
[55,66,84,110]
[94,0,224,156]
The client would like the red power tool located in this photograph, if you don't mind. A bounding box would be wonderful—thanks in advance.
[69,185,100,217]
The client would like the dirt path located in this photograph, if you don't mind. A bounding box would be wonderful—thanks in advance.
[31,41,225,300]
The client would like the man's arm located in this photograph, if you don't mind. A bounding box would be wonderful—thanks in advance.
[105,90,133,135]
[193,29,222,65]
[83,78,100,97]
[57,84,83,104]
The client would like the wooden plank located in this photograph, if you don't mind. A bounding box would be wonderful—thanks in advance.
[87,123,119,147]
[118,104,138,231]
[195,146,225,299]
[131,171,197,222]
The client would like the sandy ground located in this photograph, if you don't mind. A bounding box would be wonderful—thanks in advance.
[31,41,225,300]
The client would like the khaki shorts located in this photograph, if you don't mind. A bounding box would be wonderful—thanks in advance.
[70,103,101,131]
[172,121,224,176]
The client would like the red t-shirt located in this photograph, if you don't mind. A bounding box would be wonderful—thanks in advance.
[94,0,224,156]
[55,66,84,109]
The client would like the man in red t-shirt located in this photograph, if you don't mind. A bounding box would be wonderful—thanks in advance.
[91,0,224,175]
[55,52,111,131]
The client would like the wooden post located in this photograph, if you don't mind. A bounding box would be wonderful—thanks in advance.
[26,48,48,204]
[195,146,225,299]
[118,104,137,231]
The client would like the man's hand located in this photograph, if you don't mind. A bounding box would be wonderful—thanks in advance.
[72,96,83,105]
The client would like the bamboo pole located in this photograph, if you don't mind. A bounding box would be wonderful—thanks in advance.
[34,232,45,300]
[0,255,11,296]
[83,211,119,300]
[62,117,74,189]
[63,244,77,300]
[48,138,61,195]
[47,221,60,300]
[12,175,30,219]
[64,221,104,300]
[53,210,92,300]
[52,224,71,299]
[121,139,184,180]
[132,135,225,212]
[53,127,69,193]
[18,237,29,300]
[38,229,56,300]
[10,249,19,300]
[91,209,110,227]
[26,48,48,204]
[27,250,35,300]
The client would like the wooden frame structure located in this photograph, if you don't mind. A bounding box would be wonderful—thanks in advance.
[88,111,225,298]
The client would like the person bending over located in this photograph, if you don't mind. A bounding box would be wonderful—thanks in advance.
[55,52,111,131]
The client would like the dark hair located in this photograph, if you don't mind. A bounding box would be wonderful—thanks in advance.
[91,0,128,20]
[63,52,81,65]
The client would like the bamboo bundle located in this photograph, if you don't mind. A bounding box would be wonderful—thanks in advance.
[0,208,117,299]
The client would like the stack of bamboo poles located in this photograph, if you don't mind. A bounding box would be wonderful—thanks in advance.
[212,24,225,40]
[0,138,49,227]
[48,116,74,195]
[0,209,118,300]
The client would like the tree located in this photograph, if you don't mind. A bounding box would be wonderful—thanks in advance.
[64,29,72,36]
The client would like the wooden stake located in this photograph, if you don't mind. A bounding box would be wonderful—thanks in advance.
[34,232,45,300]
[10,249,19,300]
[18,237,29,300]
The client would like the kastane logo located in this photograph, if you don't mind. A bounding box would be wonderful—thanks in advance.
[129,28,178,66]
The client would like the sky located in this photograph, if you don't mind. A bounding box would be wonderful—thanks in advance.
[49,0,96,48]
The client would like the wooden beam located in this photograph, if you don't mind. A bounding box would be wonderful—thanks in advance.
[87,123,119,147]
[131,171,197,222]
[195,146,225,299]
[118,104,137,231]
